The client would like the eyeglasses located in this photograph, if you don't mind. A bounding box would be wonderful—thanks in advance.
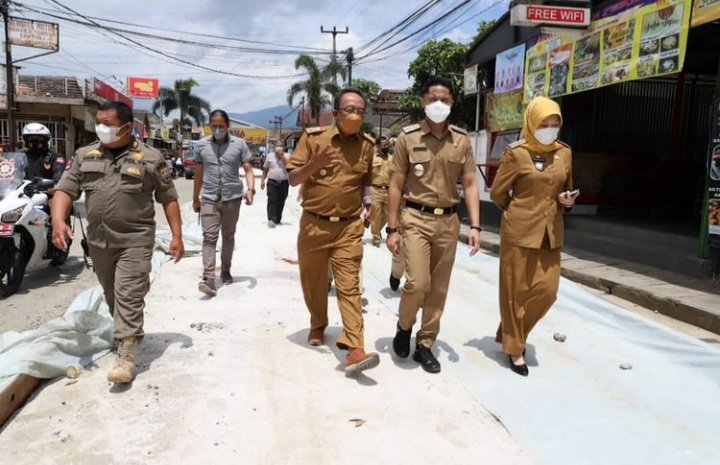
[339,106,366,116]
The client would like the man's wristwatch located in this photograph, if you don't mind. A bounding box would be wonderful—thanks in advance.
[248,188,256,194]
[385,226,398,235]
[470,226,482,232]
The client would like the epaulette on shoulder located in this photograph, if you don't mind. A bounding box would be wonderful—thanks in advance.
[508,139,526,149]
[402,124,421,134]
[557,140,571,149]
[305,126,326,135]
[450,124,467,135]
[362,132,375,144]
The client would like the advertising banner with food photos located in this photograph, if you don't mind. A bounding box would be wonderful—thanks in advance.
[691,0,720,27]
[523,0,692,103]
[486,89,525,132]
[707,97,720,239]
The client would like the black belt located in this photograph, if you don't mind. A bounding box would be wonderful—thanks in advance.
[405,200,457,216]
[304,211,360,223]
[269,178,289,183]
[372,184,389,190]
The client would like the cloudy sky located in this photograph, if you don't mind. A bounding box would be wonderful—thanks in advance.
[11,0,508,115]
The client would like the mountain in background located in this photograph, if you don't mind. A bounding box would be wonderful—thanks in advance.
[229,105,301,129]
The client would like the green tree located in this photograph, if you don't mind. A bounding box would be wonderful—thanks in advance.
[352,78,382,108]
[287,54,339,126]
[470,20,496,44]
[401,38,469,125]
[152,78,212,127]
[321,55,348,92]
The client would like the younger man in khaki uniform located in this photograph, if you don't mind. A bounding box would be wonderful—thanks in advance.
[52,101,184,384]
[387,76,481,373]
[287,88,380,373]
[368,135,391,246]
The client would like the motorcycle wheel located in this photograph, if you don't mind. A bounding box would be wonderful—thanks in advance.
[0,235,27,297]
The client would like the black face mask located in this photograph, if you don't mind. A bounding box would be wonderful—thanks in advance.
[26,140,46,154]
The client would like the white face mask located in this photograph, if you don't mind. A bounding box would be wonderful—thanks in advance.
[534,127,560,145]
[212,127,227,140]
[424,101,451,124]
[95,124,122,145]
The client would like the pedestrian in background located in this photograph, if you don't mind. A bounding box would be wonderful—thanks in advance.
[368,135,391,247]
[51,100,184,384]
[387,76,481,374]
[193,109,256,296]
[287,88,380,374]
[490,96,577,377]
[261,141,290,227]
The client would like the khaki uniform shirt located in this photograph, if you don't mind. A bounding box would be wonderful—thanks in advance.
[490,139,573,249]
[287,125,374,218]
[391,121,476,208]
[57,139,178,249]
[371,150,392,187]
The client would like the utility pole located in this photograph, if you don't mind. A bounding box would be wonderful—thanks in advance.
[345,47,354,87]
[320,25,348,88]
[269,116,283,139]
[1,0,15,150]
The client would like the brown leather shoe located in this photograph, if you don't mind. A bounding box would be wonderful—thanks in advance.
[307,327,325,346]
[345,348,380,373]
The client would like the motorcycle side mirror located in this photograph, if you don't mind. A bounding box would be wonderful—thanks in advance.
[33,177,55,191]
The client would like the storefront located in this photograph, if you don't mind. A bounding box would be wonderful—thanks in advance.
[466,0,720,276]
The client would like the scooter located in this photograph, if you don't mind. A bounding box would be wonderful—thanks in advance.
[0,152,70,297]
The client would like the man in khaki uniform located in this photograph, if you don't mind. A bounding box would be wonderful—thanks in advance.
[368,135,391,246]
[287,88,380,374]
[52,100,184,384]
[387,76,481,373]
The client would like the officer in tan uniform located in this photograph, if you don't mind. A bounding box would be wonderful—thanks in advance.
[51,100,184,384]
[490,96,577,377]
[387,76,481,373]
[368,135,391,246]
[287,88,380,374]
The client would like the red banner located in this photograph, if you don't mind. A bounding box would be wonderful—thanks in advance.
[93,78,133,108]
[127,76,159,99]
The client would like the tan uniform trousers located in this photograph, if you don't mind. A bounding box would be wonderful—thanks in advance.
[369,187,389,242]
[398,208,460,347]
[327,261,363,289]
[495,237,561,356]
[298,212,365,350]
[200,198,242,281]
[89,245,153,341]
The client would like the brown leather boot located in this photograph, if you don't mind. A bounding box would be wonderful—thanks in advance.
[307,327,325,346]
[345,348,380,373]
[107,337,138,383]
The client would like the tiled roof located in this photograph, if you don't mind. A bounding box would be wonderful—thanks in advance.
[17,75,83,99]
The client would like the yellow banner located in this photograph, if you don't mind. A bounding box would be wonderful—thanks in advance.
[203,126,268,146]
[524,0,692,103]
[692,0,720,26]
[487,90,524,132]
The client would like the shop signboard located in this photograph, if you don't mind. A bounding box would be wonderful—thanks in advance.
[127,77,159,99]
[707,97,720,240]
[691,0,720,26]
[8,17,59,50]
[92,78,133,108]
[463,65,478,95]
[523,0,692,102]
[511,3,592,27]
[495,44,526,94]
[486,89,525,132]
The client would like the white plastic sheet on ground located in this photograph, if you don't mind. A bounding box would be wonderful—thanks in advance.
[0,205,203,382]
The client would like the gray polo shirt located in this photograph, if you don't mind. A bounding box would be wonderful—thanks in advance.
[263,151,289,181]
[195,135,251,202]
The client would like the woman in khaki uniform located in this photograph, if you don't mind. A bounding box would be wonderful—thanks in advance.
[490,96,578,377]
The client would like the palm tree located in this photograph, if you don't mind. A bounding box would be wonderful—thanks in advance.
[152,78,212,127]
[321,55,347,89]
[287,55,339,126]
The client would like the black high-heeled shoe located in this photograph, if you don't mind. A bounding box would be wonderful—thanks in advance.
[508,355,529,377]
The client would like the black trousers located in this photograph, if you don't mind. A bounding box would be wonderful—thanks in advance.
[267,179,289,224]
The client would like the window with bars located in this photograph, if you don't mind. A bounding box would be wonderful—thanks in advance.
[0,118,67,154]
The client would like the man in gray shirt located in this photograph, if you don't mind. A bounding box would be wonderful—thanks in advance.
[192,109,255,296]
[260,141,289,227]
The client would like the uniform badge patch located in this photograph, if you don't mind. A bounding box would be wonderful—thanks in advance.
[127,166,141,176]
[44,163,52,171]
[414,164,424,176]
[56,157,65,164]
[132,152,144,161]
[159,166,171,183]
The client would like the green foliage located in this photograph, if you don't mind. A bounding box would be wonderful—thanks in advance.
[403,38,469,125]
[352,79,382,108]
[360,122,376,138]
[471,20,496,44]
[152,78,212,126]
[288,54,338,127]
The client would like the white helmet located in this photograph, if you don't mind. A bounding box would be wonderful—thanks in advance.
[22,123,52,140]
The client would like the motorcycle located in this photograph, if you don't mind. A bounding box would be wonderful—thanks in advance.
[0,152,71,297]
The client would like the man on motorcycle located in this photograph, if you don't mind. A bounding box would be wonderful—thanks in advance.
[22,123,65,185]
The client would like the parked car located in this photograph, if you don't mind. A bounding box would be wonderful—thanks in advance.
[183,151,197,179]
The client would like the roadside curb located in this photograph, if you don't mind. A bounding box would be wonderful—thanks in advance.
[459,232,720,336]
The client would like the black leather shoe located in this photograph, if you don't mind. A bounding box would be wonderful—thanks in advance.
[389,273,400,291]
[508,355,529,377]
[392,324,411,358]
[413,344,441,373]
